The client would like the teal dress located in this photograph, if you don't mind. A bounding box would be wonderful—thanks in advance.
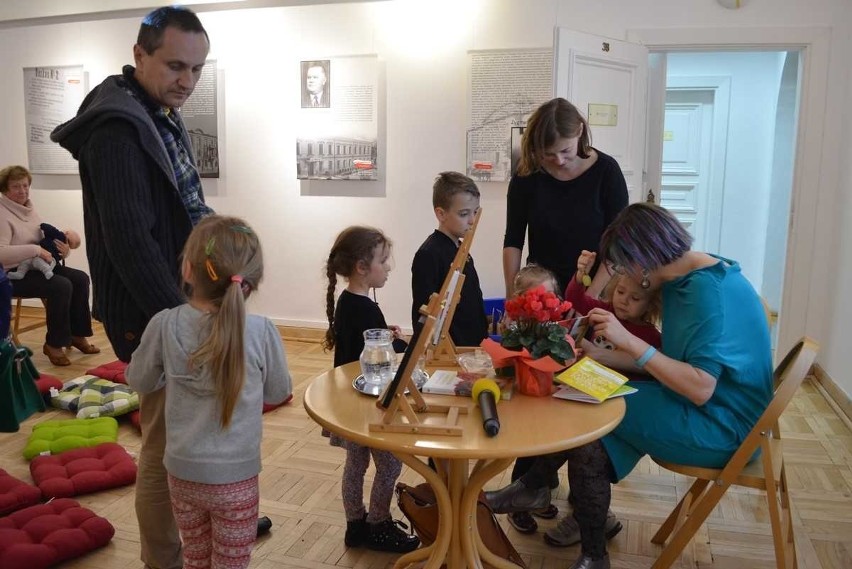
[601,256,773,481]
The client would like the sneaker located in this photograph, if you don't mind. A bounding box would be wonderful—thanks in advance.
[344,513,368,547]
[531,504,559,520]
[367,519,420,553]
[484,480,551,514]
[507,511,538,534]
[543,510,623,547]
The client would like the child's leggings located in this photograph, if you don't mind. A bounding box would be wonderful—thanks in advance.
[342,443,402,523]
[167,474,259,569]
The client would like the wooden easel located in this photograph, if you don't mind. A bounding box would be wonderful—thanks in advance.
[370,288,468,436]
[424,208,482,367]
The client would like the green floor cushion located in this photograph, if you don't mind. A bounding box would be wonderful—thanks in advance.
[23,417,118,460]
[50,376,139,419]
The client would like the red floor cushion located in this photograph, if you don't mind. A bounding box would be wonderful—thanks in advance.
[263,393,294,413]
[126,409,141,432]
[0,498,114,569]
[29,443,137,499]
[85,361,127,385]
[32,374,63,398]
[0,469,42,516]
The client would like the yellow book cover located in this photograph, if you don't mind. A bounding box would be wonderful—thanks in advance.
[555,357,629,402]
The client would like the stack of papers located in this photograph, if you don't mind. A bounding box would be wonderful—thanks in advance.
[555,357,635,403]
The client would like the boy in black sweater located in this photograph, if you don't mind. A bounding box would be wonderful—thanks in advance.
[411,171,488,347]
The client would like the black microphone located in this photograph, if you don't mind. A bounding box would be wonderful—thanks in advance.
[472,379,501,437]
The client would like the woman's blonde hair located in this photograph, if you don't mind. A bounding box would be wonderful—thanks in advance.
[182,215,263,428]
[513,264,559,296]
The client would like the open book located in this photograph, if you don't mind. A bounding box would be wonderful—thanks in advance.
[553,383,637,404]
[554,357,633,402]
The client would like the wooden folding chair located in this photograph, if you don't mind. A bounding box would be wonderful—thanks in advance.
[11,297,48,345]
[650,337,819,569]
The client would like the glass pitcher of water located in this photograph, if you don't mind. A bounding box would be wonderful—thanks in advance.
[359,329,395,387]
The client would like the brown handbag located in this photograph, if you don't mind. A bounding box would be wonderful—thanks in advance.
[396,481,527,569]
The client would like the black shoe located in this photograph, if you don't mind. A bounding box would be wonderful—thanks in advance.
[568,553,610,569]
[256,516,272,537]
[531,504,559,519]
[484,479,551,514]
[367,518,420,553]
[345,513,369,547]
[507,511,538,534]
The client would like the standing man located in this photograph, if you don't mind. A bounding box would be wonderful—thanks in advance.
[52,7,212,569]
[301,60,330,108]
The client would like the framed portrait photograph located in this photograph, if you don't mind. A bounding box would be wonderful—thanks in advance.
[300,59,331,108]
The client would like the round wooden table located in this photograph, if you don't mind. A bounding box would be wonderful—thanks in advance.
[303,362,625,569]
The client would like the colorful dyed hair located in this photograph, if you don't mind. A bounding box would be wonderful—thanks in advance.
[599,203,693,274]
[432,171,480,210]
[182,215,263,428]
[323,226,391,351]
[517,98,592,176]
[137,5,208,55]
[0,165,32,193]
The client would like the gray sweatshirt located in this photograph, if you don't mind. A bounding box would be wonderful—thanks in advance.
[126,304,292,484]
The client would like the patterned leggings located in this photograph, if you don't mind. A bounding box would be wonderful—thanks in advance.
[521,440,613,559]
[167,474,259,569]
[342,443,402,523]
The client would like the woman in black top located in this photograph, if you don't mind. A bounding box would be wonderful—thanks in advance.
[503,98,628,297]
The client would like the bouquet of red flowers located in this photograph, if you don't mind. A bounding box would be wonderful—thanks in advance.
[502,285,575,364]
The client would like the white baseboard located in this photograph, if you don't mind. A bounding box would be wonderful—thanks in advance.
[812,363,852,427]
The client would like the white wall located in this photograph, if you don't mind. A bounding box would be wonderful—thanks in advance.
[666,51,784,292]
[1,0,851,398]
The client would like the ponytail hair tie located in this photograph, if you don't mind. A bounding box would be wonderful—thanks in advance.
[231,275,243,284]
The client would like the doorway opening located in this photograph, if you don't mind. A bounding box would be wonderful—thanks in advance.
[653,50,801,350]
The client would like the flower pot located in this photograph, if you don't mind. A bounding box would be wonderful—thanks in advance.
[515,360,553,397]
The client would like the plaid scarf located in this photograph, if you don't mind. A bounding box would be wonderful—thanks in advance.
[120,66,212,225]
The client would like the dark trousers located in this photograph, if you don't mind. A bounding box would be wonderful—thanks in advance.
[11,265,93,348]
[0,272,11,340]
[521,441,614,558]
[511,455,560,489]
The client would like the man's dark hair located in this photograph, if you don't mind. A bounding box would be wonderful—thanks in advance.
[137,5,209,55]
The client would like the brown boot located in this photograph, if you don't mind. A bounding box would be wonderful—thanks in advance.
[43,344,71,366]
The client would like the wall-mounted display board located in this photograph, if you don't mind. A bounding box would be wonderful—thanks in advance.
[296,54,378,181]
[466,49,552,182]
[182,60,219,179]
[23,65,86,174]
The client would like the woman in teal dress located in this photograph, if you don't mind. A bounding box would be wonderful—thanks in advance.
[486,203,773,569]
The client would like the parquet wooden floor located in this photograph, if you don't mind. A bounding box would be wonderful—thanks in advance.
[2,310,850,568]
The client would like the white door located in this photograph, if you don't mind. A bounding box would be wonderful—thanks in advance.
[659,76,731,255]
[554,28,648,203]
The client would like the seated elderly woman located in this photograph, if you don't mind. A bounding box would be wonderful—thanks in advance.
[0,165,99,365]
[486,203,773,569]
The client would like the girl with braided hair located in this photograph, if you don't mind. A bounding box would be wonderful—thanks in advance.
[322,225,419,554]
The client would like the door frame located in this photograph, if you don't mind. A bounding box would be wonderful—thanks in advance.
[628,26,829,359]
